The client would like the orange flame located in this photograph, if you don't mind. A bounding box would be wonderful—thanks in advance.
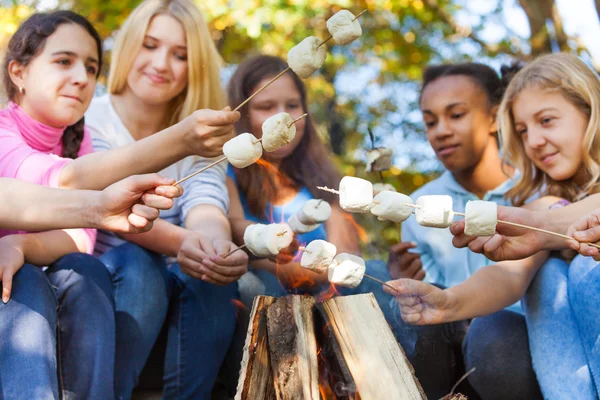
[315,282,340,303]
[231,299,248,321]
[342,213,367,243]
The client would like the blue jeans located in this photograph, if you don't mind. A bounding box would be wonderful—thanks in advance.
[100,243,238,400]
[524,256,600,399]
[0,253,115,400]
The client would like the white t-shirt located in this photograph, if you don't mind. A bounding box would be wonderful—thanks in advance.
[85,94,229,256]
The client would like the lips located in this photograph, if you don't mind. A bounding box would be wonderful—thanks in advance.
[145,73,168,84]
[61,95,82,103]
[540,152,558,164]
[436,144,460,156]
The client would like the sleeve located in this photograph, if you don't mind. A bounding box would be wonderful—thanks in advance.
[0,128,70,188]
[79,228,97,255]
[179,156,230,221]
[400,217,445,286]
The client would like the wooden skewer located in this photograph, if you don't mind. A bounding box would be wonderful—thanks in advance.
[298,246,311,254]
[363,273,400,295]
[222,244,247,258]
[173,155,227,186]
[288,113,309,128]
[316,199,324,207]
[233,67,290,112]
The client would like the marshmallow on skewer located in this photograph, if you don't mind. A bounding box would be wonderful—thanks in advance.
[261,112,297,152]
[327,253,366,288]
[326,10,363,45]
[300,240,337,273]
[415,195,454,228]
[265,223,294,254]
[339,176,373,213]
[287,36,328,79]
[288,214,320,234]
[243,223,294,257]
[370,191,414,223]
[365,147,393,172]
[297,199,332,225]
[223,133,263,168]
[373,183,397,196]
[464,200,498,236]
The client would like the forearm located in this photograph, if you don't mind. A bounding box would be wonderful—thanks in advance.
[446,252,548,321]
[8,231,80,266]
[60,125,190,190]
[0,180,101,230]
[120,218,187,257]
[185,205,231,240]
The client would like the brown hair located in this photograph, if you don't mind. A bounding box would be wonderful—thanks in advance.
[3,11,103,159]
[227,55,340,217]
[499,53,600,205]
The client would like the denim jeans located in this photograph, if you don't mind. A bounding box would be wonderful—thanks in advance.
[0,253,115,400]
[524,256,600,399]
[100,243,238,400]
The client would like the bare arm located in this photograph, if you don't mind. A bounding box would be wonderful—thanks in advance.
[324,206,361,256]
[120,218,187,257]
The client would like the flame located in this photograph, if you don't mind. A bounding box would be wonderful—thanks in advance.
[342,213,367,243]
[315,282,340,303]
[231,299,248,321]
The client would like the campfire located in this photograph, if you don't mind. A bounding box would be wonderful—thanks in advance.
[235,293,426,400]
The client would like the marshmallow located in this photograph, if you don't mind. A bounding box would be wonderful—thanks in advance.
[297,199,332,225]
[464,200,498,236]
[287,36,327,79]
[288,214,320,234]
[300,240,337,274]
[415,195,454,228]
[366,147,393,172]
[223,133,263,168]
[326,10,363,45]
[370,191,414,223]
[373,183,397,196]
[244,224,271,257]
[339,176,373,213]
[261,112,297,152]
[327,253,366,288]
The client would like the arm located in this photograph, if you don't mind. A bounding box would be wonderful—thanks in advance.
[60,109,239,190]
[0,175,180,232]
[386,251,548,325]
[324,207,361,255]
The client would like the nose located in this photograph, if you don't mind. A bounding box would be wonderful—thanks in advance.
[71,62,89,88]
[152,48,169,71]
[525,127,547,149]
[432,118,453,140]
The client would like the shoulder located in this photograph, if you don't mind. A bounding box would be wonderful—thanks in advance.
[409,173,450,199]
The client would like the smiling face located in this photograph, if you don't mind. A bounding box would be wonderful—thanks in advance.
[512,86,589,185]
[420,75,498,173]
[126,14,189,106]
[248,73,306,160]
[11,23,99,127]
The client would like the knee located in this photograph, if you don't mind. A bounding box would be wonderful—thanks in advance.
[524,257,569,310]
[5,264,56,317]
[47,253,113,303]
[567,255,600,305]
[101,243,168,287]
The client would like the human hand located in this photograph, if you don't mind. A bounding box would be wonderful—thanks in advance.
[181,107,240,158]
[0,235,26,303]
[387,242,424,280]
[567,209,600,261]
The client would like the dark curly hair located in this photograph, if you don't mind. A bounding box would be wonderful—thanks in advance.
[3,11,103,159]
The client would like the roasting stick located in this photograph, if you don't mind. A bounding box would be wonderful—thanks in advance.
[233,10,368,112]
[298,245,400,295]
[173,114,308,186]
[316,186,600,249]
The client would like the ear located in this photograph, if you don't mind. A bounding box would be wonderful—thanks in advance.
[489,104,500,135]
[7,60,27,92]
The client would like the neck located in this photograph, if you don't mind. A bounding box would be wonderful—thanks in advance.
[110,89,169,140]
[452,142,513,199]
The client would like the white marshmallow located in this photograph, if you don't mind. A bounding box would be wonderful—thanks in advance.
[261,113,297,152]
[373,183,397,196]
[365,147,393,172]
[327,253,366,288]
[300,240,337,274]
[415,195,454,228]
[264,223,294,254]
[297,199,332,225]
[464,200,498,236]
[288,214,320,234]
[370,191,414,223]
[339,176,373,213]
[244,224,271,257]
[326,10,363,45]
[223,133,263,168]
[287,36,327,79]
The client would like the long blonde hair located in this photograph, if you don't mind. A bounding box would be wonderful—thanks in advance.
[500,53,600,206]
[107,0,225,127]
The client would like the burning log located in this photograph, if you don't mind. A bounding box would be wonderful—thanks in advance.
[267,295,320,400]
[317,294,426,400]
[235,296,277,400]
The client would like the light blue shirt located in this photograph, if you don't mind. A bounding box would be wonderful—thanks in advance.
[402,171,522,312]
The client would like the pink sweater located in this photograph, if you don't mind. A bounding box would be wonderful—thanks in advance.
[0,102,96,253]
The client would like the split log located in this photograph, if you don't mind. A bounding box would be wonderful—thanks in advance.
[318,293,426,400]
[235,296,276,400]
[266,295,319,400]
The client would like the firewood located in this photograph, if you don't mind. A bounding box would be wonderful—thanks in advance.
[267,295,319,400]
[235,296,276,400]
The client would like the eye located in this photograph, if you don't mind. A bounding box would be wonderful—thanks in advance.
[86,65,98,75]
[450,112,465,119]
[56,58,71,66]
[174,52,187,61]
[288,102,300,109]
[424,121,435,128]
[518,127,527,135]
[541,116,554,125]
[142,43,156,50]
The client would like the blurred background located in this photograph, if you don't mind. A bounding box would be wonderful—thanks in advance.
[1,0,599,256]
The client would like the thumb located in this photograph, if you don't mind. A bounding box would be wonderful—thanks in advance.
[122,174,175,193]
[221,106,232,111]
[574,226,600,243]
[213,240,231,257]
